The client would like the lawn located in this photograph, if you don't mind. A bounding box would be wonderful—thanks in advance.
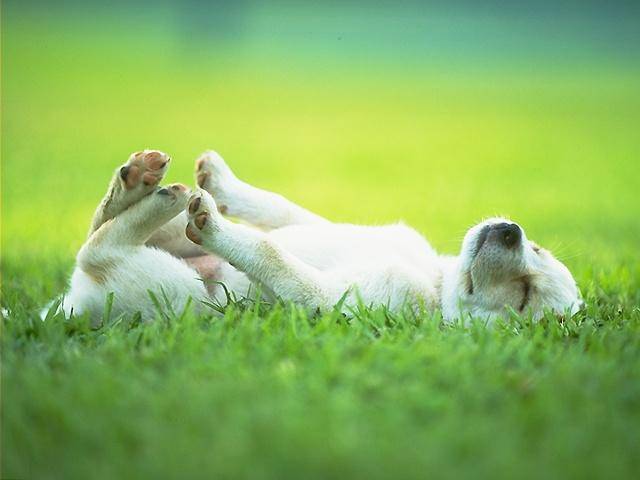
[2,4,640,479]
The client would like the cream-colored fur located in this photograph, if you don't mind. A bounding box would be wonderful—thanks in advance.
[47,150,582,324]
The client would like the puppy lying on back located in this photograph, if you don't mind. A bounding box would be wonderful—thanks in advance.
[48,150,582,323]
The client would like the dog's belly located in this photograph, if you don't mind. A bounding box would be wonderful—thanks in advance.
[268,222,437,271]
[199,222,440,306]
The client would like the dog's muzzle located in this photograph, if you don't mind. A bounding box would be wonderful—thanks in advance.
[473,222,522,258]
[492,222,522,249]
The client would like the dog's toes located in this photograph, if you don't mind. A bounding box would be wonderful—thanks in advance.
[185,211,209,245]
[157,183,189,196]
[194,212,208,229]
[185,190,219,245]
[195,150,234,189]
[170,183,188,193]
[188,190,217,216]
[196,159,211,189]
[140,150,170,171]
[185,224,202,245]
[120,165,141,189]
[142,172,160,186]
[194,151,238,215]
[155,183,190,210]
[120,149,171,191]
[187,193,202,216]
[196,171,209,189]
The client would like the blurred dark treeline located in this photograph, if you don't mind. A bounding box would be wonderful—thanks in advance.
[3,0,640,66]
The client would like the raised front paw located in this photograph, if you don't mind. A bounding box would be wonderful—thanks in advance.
[120,150,171,192]
[185,190,220,245]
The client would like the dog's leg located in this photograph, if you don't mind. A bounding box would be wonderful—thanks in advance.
[88,150,171,236]
[85,184,190,249]
[71,183,207,323]
[195,151,329,230]
[185,190,343,308]
[145,211,206,258]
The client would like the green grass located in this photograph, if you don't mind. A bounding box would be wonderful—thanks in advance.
[2,8,640,480]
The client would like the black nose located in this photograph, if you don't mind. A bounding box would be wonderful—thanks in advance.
[493,223,521,248]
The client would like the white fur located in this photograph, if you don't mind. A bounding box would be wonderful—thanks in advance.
[48,150,581,325]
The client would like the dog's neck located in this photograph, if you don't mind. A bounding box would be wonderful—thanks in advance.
[436,255,464,320]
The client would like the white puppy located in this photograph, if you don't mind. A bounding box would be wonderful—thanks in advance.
[50,150,581,324]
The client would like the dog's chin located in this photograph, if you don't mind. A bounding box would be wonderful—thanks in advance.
[463,221,526,274]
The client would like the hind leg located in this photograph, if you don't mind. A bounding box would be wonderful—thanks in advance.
[88,149,171,235]
[145,211,206,258]
[69,184,208,322]
[148,148,328,257]
[195,151,329,230]
[185,190,345,309]
[84,183,190,248]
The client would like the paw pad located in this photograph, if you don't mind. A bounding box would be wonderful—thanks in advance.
[195,212,208,229]
[185,225,202,244]
[186,190,220,245]
[120,165,141,188]
[194,150,229,189]
[196,171,209,188]
[188,197,201,214]
[120,149,171,190]
[185,212,208,245]
[156,183,189,199]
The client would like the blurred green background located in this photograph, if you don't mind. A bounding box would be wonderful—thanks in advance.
[2,1,640,478]
[3,0,639,285]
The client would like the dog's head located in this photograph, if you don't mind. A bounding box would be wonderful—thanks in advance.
[441,217,581,322]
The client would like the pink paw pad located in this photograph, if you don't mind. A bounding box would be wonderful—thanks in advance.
[120,149,170,190]
[194,212,208,230]
[185,224,202,245]
[188,197,201,215]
